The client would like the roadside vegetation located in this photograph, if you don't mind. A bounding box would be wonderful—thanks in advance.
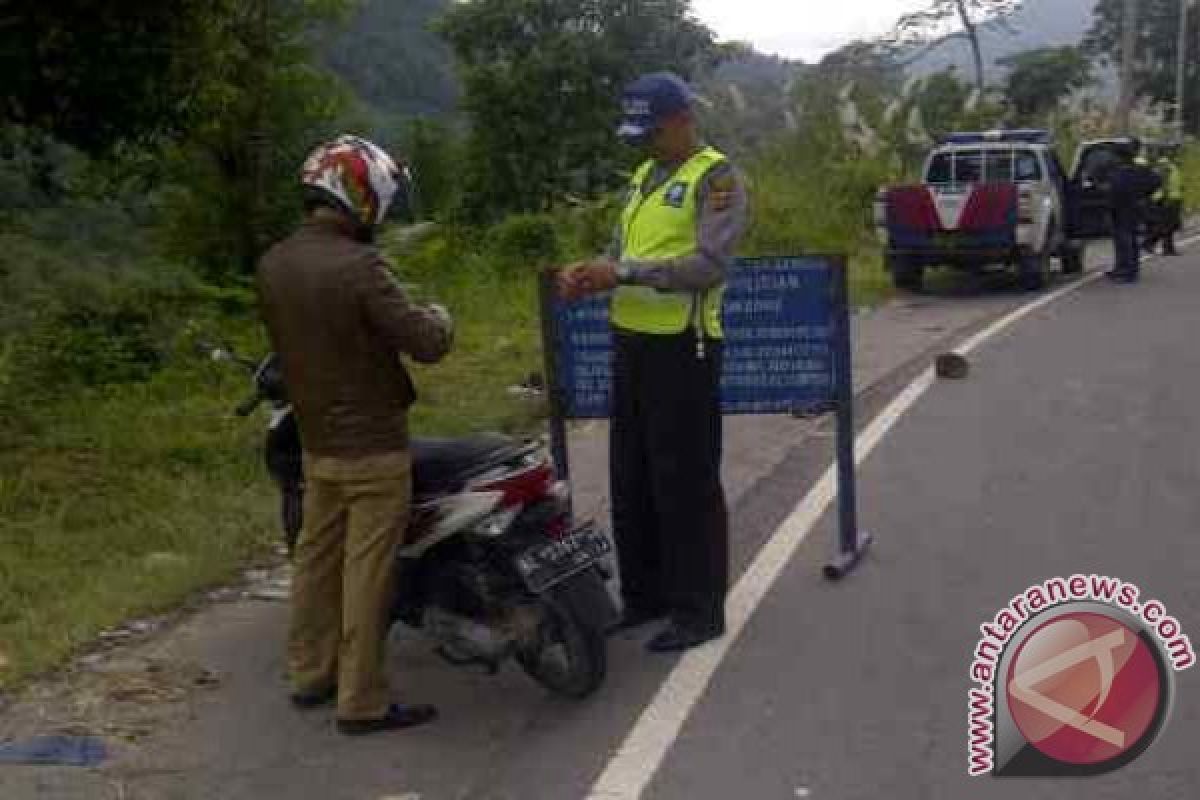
[2,0,1198,687]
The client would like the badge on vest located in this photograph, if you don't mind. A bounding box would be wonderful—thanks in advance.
[663,181,689,208]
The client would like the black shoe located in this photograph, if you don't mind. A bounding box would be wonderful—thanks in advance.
[609,607,668,633]
[646,621,725,653]
[336,703,439,735]
[290,685,337,710]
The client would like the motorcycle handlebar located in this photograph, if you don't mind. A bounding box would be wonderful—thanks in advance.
[235,394,264,417]
[197,340,258,373]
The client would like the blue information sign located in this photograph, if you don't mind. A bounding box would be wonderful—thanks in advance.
[549,256,840,419]
[538,253,871,579]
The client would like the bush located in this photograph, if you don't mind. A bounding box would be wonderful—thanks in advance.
[1181,143,1200,213]
[484,213,562,272]
[743,136,899,257]
[20,308,162,389]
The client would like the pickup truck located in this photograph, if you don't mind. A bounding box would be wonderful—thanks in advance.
[874,130,1132,291]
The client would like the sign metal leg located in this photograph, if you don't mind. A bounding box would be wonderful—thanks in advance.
[823,258,872,581]
[538,271,571,491]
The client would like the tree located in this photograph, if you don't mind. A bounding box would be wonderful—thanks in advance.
[321,0,460,127]
[438,0,717,220]
[403,118,462,218]
[888,0,1024,91]
[1114,0,1139,130]
[0,0,358,277]
[999,47,1092,121]
[794,40,903,136]
[159,0,357,279]
[693,50,806,158]
[1085,0,1200,133]
[916,68,972,135]
[0,1,229,154]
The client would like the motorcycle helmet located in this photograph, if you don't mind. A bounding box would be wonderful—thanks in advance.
[300,135,415,232]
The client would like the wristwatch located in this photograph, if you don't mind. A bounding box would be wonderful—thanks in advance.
[615,263,634,284]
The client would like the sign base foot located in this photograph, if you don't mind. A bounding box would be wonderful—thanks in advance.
[823,531,873,581]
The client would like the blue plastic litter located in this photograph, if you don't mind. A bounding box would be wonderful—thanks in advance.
[0,735,108,767]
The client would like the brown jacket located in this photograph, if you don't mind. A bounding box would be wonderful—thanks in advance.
[256,216,451,458]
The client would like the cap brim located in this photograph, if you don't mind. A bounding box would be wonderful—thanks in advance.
[617,120,653,141]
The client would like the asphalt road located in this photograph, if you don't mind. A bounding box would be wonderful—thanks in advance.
[6,244,1200,799]
[644,247,1200,800]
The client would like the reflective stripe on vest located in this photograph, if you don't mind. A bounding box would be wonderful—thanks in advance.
[612,147,727,337]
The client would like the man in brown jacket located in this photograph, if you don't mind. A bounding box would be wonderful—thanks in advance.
[257,135,452,735]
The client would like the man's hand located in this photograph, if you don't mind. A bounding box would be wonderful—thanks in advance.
[426,303,454,350]
[557,260,619,302]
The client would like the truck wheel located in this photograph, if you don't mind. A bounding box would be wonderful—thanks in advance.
[889,257,924,292]
[1061,242,1086,275]
[1019,243,1051,291]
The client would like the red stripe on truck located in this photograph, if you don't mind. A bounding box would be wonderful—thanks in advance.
[886,186,940,231]
[958,183,1016,232]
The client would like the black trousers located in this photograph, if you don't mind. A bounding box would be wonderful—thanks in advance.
[1113,215,1141,278]
[610,331,728,630]
[1144,201,1181,253]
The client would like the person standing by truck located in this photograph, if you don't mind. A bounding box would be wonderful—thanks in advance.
[1145,151,1184,256]
[1106,142,1162,284]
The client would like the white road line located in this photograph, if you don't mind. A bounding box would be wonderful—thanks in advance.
[586,238,1200,800]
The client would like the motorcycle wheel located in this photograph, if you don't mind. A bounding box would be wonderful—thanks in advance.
[517,572,608,699]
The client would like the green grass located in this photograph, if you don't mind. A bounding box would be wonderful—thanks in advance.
[394,237,550,438]
[0,218,893,690]
[0,255,550,689]
[0,362,279,686]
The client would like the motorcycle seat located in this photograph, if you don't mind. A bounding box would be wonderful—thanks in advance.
[411,433,521,496]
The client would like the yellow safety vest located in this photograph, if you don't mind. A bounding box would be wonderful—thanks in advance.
[611,147,727,338]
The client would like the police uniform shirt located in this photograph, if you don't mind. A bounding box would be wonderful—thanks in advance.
[608,154,750,292]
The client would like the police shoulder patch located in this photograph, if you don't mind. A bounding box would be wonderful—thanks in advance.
[663,181,689,208]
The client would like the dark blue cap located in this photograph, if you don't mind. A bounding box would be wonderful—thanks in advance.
[617,72,694,143]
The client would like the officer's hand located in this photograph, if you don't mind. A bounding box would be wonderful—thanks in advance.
[574,261,619,297]
[556,264,588,302]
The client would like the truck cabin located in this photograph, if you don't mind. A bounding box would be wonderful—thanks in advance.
[925,147,1044,188]
[924,129,1069,197]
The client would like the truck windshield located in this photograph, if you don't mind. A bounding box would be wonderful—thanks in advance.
[926,149,1042,185]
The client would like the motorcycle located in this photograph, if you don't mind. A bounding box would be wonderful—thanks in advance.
[203,342,617,699]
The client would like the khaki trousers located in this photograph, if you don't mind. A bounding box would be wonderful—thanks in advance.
[287,450,411,720]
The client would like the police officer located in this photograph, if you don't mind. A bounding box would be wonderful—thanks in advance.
[558,72,749,652]
[1145,151,1183,256]
[1107,141,1162,284]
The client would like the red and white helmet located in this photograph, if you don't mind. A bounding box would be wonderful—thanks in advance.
[300,135,413,228]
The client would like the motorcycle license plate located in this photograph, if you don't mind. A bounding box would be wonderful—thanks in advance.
[515,523,611,593]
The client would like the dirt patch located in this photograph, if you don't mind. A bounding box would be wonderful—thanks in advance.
[0,561,292,753]
[1,656,222,747]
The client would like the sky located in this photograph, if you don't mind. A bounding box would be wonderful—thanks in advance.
[691,0,930,62]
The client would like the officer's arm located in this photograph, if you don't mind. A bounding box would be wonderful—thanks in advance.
[358,255,453,365]
[618,163,749,292]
